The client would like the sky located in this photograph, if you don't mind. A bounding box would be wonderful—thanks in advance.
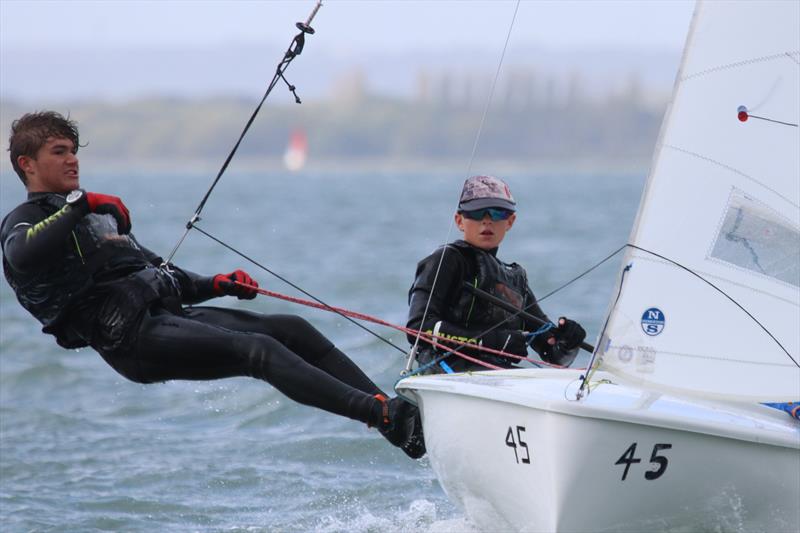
[1,0,694,49]
[0,0,695,101]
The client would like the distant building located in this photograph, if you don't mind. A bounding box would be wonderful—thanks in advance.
[331,68,367,104]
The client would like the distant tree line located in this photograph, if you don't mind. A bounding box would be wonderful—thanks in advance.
[0,93,665,164]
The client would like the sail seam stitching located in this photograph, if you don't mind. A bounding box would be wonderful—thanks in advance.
[627,244,797,365]
[705,256,800,294]
[680,50,800,81]
[631,254,799,307]
[604,344,797,366]
[664,144,800,210]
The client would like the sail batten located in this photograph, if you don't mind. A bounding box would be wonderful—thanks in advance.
[681,50,800,82]
[596,0,800,402]
[662,144,800,209]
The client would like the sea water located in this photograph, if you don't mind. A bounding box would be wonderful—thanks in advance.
[0,167,643,531]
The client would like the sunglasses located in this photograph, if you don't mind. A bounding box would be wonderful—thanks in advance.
[459,208,514,221]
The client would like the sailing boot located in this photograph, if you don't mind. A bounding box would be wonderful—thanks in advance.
[373,394,415,449]
[399,405,426,459]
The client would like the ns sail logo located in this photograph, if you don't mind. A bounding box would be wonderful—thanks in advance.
[641,308,665,336]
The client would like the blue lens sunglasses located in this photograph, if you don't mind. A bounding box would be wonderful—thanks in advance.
[459,208,513,221]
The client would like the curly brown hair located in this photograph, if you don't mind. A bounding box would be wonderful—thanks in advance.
[8,111,81,185]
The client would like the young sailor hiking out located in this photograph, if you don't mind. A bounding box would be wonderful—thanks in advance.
[1,110,424,459]
[407,175,587,373]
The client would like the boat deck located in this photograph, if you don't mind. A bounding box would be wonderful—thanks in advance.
[398,368,800,448]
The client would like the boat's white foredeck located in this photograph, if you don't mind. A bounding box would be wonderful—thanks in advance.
[397,368,800,448]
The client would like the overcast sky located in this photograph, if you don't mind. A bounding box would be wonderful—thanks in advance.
[1,0,694,50]
[0,0,695,102]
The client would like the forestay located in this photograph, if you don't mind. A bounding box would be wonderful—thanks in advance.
[596,0,800,402]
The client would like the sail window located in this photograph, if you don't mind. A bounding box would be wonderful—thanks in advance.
[710,190,800,287]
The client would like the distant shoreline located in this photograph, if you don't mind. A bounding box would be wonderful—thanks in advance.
[0,155,650,178]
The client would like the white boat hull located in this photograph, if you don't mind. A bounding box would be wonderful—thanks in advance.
[397,369,800,532]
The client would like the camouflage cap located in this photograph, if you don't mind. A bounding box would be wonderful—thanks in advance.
[458,175,516,212]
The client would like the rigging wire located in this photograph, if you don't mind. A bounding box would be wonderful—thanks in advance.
[232,280,571,370]
[192,224,407,354]
[162,1,323,267]
[465,1,521,177]
[148,0,592,371]
[145,0,522,365]
[578,243,799,398]
[405,0,523,373]
[626,244,798,366]
[577,262,632,399]
[193,208,798,385]
[193,222,608,368]
[146,0,580,373]
[192,226,619,372]
[149,2,795,381]
[537,244,626,302]
[404,244,624,375]
[185,236,571,373]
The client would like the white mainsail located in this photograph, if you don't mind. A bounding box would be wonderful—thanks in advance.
[596,0,800,402]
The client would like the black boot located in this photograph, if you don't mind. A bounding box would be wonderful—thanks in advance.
[374,394,415,448]
[399,406,426,459]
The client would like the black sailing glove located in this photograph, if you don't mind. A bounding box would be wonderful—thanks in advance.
[528,317,585,367]
[551,317,586,351]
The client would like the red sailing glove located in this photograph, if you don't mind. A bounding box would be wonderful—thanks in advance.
[212,269,259,300]
[74,190,132,234]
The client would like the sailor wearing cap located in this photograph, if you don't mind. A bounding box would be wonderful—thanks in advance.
[406,175,586,373]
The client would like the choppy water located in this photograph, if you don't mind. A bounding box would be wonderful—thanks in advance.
[1,166,644,531]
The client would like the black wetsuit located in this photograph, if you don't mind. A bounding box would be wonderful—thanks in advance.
[407,240,578,372]
[1,192,385,425]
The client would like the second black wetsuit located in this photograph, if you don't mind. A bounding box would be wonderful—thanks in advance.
[407,240,578,372]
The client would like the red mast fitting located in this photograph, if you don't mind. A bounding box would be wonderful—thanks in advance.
[737,105,749,122]
[737,104,798,127]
